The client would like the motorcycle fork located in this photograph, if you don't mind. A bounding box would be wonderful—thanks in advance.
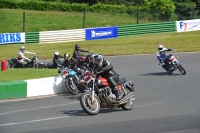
[69,77,75,87]
[91,78,95,103]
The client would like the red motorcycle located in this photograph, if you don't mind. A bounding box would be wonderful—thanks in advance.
[80,70,135,115]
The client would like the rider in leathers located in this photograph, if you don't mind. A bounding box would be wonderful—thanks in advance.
[72,44,89,68]
[156,44,174,72]
[91,54,124,100]
[47,52,64,68]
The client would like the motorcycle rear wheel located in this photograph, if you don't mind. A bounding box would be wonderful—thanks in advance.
[80,92,100,115]
[65,79,78,95]
[120,89,134,110]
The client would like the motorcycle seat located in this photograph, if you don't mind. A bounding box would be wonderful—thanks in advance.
[117,78,127,84]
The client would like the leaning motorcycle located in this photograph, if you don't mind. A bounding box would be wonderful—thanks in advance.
[80,70,135,115]
[59,67,87,95]
[162,51,186,75]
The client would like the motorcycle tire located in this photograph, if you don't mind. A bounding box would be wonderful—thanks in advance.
[120,100,134,110]
[120,89,134,110]
[178,64,186,75]
[80,92,100,115]
[65,79,78,95]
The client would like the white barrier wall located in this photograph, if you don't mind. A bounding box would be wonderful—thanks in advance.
[39,29,85,44]
[176,19,200,32]
[25,76,67,97]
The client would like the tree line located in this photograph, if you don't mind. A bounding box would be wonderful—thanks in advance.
[1,0,200,20]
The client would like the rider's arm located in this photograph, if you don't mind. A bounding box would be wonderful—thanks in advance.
[165,48,173,51]
[24,51,34,55]
[80,49,89,52]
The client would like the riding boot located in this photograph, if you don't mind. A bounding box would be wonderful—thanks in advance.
[114,86,124,100]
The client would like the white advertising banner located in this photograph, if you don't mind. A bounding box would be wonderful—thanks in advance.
[0,32,25,44]
[176,19,200,32]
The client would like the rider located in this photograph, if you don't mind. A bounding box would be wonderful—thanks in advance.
[72,44,89,68]
[92,54,124,100]
[17,46,35,67]
[156,44,174,72]
[63,52,76,69]
[47,51,64,68]
[87,53,97,71]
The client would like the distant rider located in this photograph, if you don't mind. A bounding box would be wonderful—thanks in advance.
[156,44,174,72]
[72,44,89,68]
[17,46,35,67]
[47,52,64,68]
[91,54,123,100]
[63,52,76,70]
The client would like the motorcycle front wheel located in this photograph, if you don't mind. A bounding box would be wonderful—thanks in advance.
[80,92,100,115]
[65,79,78,95]
[177,64,186,75]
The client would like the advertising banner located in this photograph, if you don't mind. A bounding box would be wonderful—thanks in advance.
[0,33,25,45]
[176,19,200,32]
[86,26,118,40]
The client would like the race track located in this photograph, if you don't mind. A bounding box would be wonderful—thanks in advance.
[0,52,200,133]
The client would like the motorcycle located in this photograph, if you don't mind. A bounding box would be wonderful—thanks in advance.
[58,66,87,95]
[76,52,94,68]
[80,70,135,115]
[160,51,186,75]
[7,55,44,68]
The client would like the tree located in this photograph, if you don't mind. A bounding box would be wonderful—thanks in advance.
[174,0,197,20]
[142,0,175,21]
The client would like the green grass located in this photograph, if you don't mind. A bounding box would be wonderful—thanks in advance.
[1,30,200,82]
[0,9,155,33]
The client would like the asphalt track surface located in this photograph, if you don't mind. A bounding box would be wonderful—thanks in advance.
[0,52,200,133]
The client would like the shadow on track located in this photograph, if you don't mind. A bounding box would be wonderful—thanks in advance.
[59,108,123,116]
[140,72,182,76]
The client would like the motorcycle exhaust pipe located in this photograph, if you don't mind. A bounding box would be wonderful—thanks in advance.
[119,92,135,102]
[111,92,135,105]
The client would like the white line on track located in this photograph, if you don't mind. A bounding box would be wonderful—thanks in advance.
[0,116,71,127]
[135,101,167,108]
[0,101,167,127]
[0,101,79,116]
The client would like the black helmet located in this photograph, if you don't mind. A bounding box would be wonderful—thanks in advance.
[88,53,97,63]
[75,44,80,50]
[93,54,103,67]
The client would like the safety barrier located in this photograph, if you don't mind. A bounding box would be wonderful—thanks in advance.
[0,76,67,100]
[39,29,85,44]
[118,21,176,37]
[25,32,39,44]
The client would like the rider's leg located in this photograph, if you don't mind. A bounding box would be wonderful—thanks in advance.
[107,76,124,100]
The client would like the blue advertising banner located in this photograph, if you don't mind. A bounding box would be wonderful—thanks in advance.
[0,33,25,45]
[86,26,118,40]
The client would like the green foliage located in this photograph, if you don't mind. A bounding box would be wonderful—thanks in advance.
[142,0,176,21]
[174,0,197,20]
[89,3,127,13]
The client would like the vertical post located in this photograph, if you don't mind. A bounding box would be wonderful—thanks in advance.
[23,12,25,32]
[136,7,139,24]
[83,11,86,28]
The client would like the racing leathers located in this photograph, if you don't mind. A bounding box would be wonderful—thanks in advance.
[91,60,123,100]
[72,49,89,68]
[156,48,173,71]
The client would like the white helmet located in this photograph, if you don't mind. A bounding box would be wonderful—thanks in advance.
[20,46,25,52]
[158,44,164,52]
[54,51,59,56]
